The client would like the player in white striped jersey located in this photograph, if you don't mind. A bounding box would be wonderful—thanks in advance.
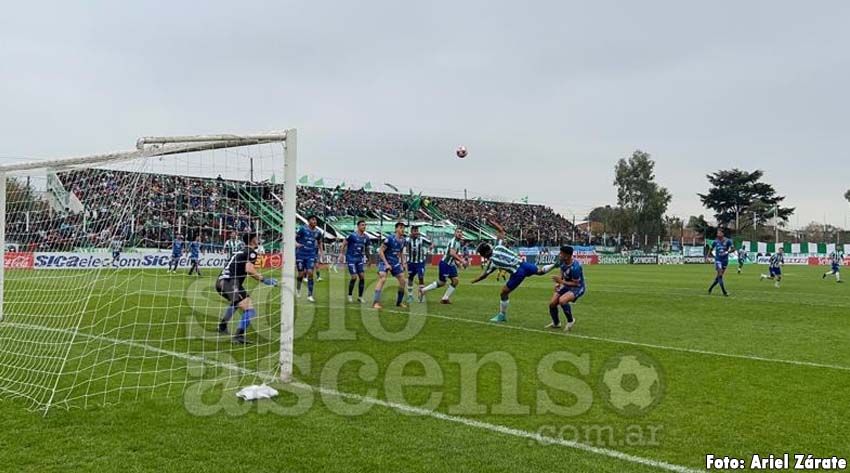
[471,221,557,323]
[405,225,431,303]
[822,251,843,283]
[760,248,784,288]
[421,227,466,304]
[223,231,243,259]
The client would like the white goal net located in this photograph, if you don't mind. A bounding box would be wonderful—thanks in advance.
[0,131,297,412]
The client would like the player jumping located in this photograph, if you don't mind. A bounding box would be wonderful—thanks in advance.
[373,222,408,309]
[708,228,734,296]
[760,248,784,288]
[421,227,466,303]
[296,215,323,303]
[822,250,843,283]
[546,245,586,332]
[405,225,429,303]
[471,222,556,323]
[215,232,278,344]
[338,220,370,303]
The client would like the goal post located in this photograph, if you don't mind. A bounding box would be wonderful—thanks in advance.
[0,129,297,411]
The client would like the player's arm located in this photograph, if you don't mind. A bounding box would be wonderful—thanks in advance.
[488,219,507,242]
[377,242,390,266]
[246,259,277,286]
[449,246,465,266]
[471,262,495,284]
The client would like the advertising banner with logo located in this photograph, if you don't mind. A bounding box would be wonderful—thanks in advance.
[598,255,630,265]
[657,255,684,265]
[31,251,234,270]
[756,256,809,265]
[683,256,710,264]
[630,255,659,265]
[4,252,34,269]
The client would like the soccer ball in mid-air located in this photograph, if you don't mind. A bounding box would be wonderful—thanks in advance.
[456,146,467,158]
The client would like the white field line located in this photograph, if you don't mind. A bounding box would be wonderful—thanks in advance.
[3,320,701,473]
[309,303,850,373]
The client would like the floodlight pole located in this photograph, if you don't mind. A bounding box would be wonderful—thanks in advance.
[0,172,5,322]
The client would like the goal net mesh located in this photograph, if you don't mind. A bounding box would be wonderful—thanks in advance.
[0,140,287,411]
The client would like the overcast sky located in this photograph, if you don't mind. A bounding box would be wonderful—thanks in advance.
[2,1,850,227]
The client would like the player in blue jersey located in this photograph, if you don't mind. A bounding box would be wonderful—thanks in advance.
[421,227,467,304]
[822,250,843,283]
[373,222,408,309]
[296,215,324,303]
[187,234,202,276]
[760,248,784,288]
[546,246,586,332]
[708,228,735,296]
[405,225,431,303]
[167,234,184,273]
[338,220,371,303]
[471,221,557,323]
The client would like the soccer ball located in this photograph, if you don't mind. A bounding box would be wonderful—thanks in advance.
[456,146,467,158]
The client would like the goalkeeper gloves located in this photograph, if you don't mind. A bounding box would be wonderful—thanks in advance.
[262,277,278,286]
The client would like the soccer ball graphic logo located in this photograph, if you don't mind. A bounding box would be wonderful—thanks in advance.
[456,146,468,158]
[599,352,664,417]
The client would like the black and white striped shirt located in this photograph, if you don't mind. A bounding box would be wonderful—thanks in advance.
[406,236,428,264]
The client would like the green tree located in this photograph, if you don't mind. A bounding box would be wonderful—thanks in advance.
[844,189,850,204]
[698,169,793,230]
[613,150,672,239]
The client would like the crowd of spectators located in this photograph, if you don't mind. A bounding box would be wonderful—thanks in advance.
[7,170,578,250]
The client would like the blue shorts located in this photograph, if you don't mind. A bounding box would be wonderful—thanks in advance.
[297,256,316,271]
[171,254,181,261]
[378,260,403,277]
[408,262,425,279]
[347,260,365,275]
[505,262,539,291]
[190,257,199,263]
[769,266,782,277]
[438,261,458,282]
[715,260,728,271]
[558,285,586,301]
[832,263,840,273]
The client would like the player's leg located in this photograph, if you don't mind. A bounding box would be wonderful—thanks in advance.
[296,259,305,296]
[215,279,238,334]
[233,295,256,344]
[373,264,388,309]
[305,259,316,302]
[422,262,449,296]
[316,267,322,281]
[406,265,416,303]
[441,275,459,304]
[395,267,408,308]
[357,265,366,301]
[489,285,513,323]
[558,290,579,331]
[546,291,562,329]
[347,263,358,302]
[836,268,842,282]
[417,267,426,303]
[774,268,782,288]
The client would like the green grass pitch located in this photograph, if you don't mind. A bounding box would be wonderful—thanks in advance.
[0,263,848,472]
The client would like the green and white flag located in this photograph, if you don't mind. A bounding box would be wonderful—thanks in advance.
[298,175,309,184]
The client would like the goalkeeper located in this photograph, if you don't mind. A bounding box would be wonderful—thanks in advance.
[215,232,278,344]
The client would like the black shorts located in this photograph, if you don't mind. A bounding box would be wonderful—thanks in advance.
[216,278,248,305]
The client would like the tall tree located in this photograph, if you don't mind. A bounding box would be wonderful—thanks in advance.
[613,150,672,238]
[844,189,850,204]
[698,169,793,230]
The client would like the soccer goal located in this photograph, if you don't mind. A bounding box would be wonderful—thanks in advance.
[0,130,297,412]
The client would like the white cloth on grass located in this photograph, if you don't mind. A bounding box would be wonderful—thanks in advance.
[236,384,279,401]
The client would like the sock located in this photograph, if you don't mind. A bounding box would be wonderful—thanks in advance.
[419,285,424,297]
[358,279,365,297]
[540,263,556,274]
[837,273,842,282]
[396,289,404,306]
[499,299,509,315]
[316,270,321,278]
[423,282,439,293]
[348,279,356,296]
[407,279,414,297]
[296,277,303,292]
[709,277,719,292]
[238,308,256,332]
[221,305,236,323]
[308,278,314,296]
[561,303,574,323]
[549,306,560,325]
[373,289,382,304]
[718,277,727,294]
[442,284,456,300]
